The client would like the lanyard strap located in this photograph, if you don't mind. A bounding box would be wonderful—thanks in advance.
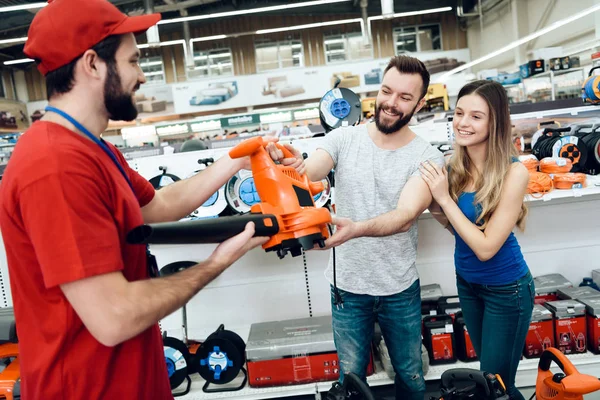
[45,106,134,193]
[45,106,159,277]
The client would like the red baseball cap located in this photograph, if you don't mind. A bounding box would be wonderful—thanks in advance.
[24,0,161,75]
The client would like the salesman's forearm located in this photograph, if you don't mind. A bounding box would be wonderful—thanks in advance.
[355,208,416,237]
[157,155,243,221]
[111,261,225,345]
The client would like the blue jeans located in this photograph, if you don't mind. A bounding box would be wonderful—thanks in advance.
[456,271,535,400]
[330,280,425,400]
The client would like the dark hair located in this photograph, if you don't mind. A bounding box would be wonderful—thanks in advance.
[384,55,430,99]
[44,34,123,100]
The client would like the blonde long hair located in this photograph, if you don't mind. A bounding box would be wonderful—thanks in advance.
[448,80,527,230]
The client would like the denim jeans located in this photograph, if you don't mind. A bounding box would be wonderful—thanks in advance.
[456,271,535,400]
[330,280,425,400]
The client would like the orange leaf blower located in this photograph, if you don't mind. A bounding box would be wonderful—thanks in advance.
[127,137,331,259]
[0,343,19,400]
[535,347,600,400]
[228,137,331,257]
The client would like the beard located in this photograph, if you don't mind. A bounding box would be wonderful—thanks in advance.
[374,102,417,135]
[104,63,139,122]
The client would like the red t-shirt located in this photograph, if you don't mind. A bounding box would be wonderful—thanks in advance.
[0,121,172,399]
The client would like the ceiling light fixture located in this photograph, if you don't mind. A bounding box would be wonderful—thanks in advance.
[3,58,34,65]
[0,2,46,13]
[367,6,453,21]
[366,6,453,43]
[158,0,352,25]
[437,3,600,81]
[256,18,363,35]
[0,37,27,45]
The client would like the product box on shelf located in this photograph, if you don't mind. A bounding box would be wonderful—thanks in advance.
[454,311,477,361]
[533,274,573,304]
[421,283,443,315]
[579,296,600,354]
[520,59,545,78]
[557,286,600,300]
[436,296,462,320]
[423,314,457,365]
[245,315,374,388]
[544,300,587,355]
[593,270,600,287]
[523,304,555,359]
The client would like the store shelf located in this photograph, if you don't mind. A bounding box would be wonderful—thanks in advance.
[525,175,600,205]
[175,352,600,399]
[177,373,317,400]
[510,102,600,121]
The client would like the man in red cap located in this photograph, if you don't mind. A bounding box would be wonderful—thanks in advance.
[0,0,303,398]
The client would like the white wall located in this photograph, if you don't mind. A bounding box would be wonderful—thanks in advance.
[467,0,599,73]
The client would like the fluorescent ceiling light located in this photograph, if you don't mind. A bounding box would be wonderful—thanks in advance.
[188,18,364,46]
[0,2,46,13]
[256,18,362,35]
[137,39,189,67]
[0,37,27,45]
[368,6,453,21]
[190,35,228,44]
[3,58,34,65]
[438,3,600,81]
[158,0,351,25]
[366,7,452,42]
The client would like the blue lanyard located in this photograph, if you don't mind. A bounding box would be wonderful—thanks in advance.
[45,106,160,278]
[44,106,134,193]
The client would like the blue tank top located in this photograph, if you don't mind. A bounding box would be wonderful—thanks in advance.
[454,191,529,285]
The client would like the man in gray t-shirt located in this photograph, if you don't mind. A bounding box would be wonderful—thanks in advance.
[291,56,443,400]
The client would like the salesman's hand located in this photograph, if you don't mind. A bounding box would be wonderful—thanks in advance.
[324,217,358,249]
[265,142,307,176]
[239,137,280,170]
[207,222,268,270]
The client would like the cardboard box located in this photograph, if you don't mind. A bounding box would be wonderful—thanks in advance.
[557,286,600,300]
[592,270,600,287]
[454,311,477,361]
[534,274,573,304]
[423,314,456,365]
[545,300,587,354]
[246,316,374,387]
[579,296,600,354]
[421,284,442,315]
[524,304,555,358]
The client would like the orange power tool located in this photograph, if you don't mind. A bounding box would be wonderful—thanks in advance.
[228,136,331,258]
[0,343,19,400]
[535,347,600,400]
[127,137,331,259]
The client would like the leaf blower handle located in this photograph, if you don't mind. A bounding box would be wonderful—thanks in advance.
[229,136,264,159]
[229,136,295,159]
[538,348,577,375]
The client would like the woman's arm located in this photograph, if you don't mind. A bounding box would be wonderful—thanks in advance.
[420,162,529,261]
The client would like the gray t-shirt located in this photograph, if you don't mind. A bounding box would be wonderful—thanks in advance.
[319,123,444,296]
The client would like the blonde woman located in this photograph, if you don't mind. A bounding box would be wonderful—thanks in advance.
[419,80,534,400]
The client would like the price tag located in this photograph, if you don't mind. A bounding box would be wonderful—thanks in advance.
[445,324,454,333]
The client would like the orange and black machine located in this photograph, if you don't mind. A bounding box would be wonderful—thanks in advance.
[127,137,331,258]
[535,347,600,400]
[0,308,19,400]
